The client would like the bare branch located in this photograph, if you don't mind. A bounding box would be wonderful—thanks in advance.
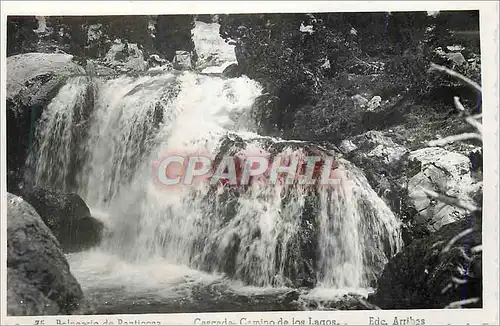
[465,116,483,134]
[429,63,482,93]
[454,96,466,112]
[452,97,482,133]
[444,297,480,309]
[421,188,478,212]
[451,277,468,285]
[427,133,482,146]
[470,245,483,254]
[441,282,454,294]
[441,228,474,254]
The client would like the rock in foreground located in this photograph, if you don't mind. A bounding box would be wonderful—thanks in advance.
[7,193,84,315]
[369,211,482,309]
[20,187,104,253]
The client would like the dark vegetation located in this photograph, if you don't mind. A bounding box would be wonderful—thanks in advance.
[7,15,196,61]
[218,11,481,144]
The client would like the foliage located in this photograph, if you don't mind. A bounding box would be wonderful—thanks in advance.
[6,15,197,62]
[219,11,481,144]
[7,16,39,56]
[155,15,196,61]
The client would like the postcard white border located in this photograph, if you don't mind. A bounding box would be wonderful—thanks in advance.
[1,1,498,325]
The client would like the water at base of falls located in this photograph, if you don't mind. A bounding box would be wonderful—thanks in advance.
[67,249,373,314]
[28,67,402,313]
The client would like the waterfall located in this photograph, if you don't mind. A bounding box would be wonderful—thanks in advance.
[77,73,181,208]
[30,69,402,290]
[27,22,402,297]
[28,76,97,191]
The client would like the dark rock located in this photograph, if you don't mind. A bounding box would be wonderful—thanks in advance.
[369,212,482,309]
[7,193,84,315]
[222,63,241,78]
[19,187,103,252]
[280,290,300,304]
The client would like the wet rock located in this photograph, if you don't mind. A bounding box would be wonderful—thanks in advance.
[280,290,300,304]
[172,50,193,70]
[147,54,168,67]
[407,147,477,232]
[19,187,104,252]
[370,212,482,309]
[7,53,85,186]
[103,40,147,73]
[147,54,173,74]
[222,63,242,78]
[7,193,84,315]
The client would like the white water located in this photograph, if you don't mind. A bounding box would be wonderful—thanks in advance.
[28,22,403,312]
[28,76,97,191]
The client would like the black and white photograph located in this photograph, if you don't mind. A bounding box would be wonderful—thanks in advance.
[1,2,498,325]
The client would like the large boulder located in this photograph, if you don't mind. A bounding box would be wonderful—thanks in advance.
[222,63,242,78]
[103,40,147,73]
[7,53,85,113]
[20,187,104,252]
[7,53,85,181]
[369,211,482,309]
[7,193,84,315]
[407,147,478,232]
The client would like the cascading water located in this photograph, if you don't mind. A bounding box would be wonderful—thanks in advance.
[28,76,97,191]
[27,21,403,312]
